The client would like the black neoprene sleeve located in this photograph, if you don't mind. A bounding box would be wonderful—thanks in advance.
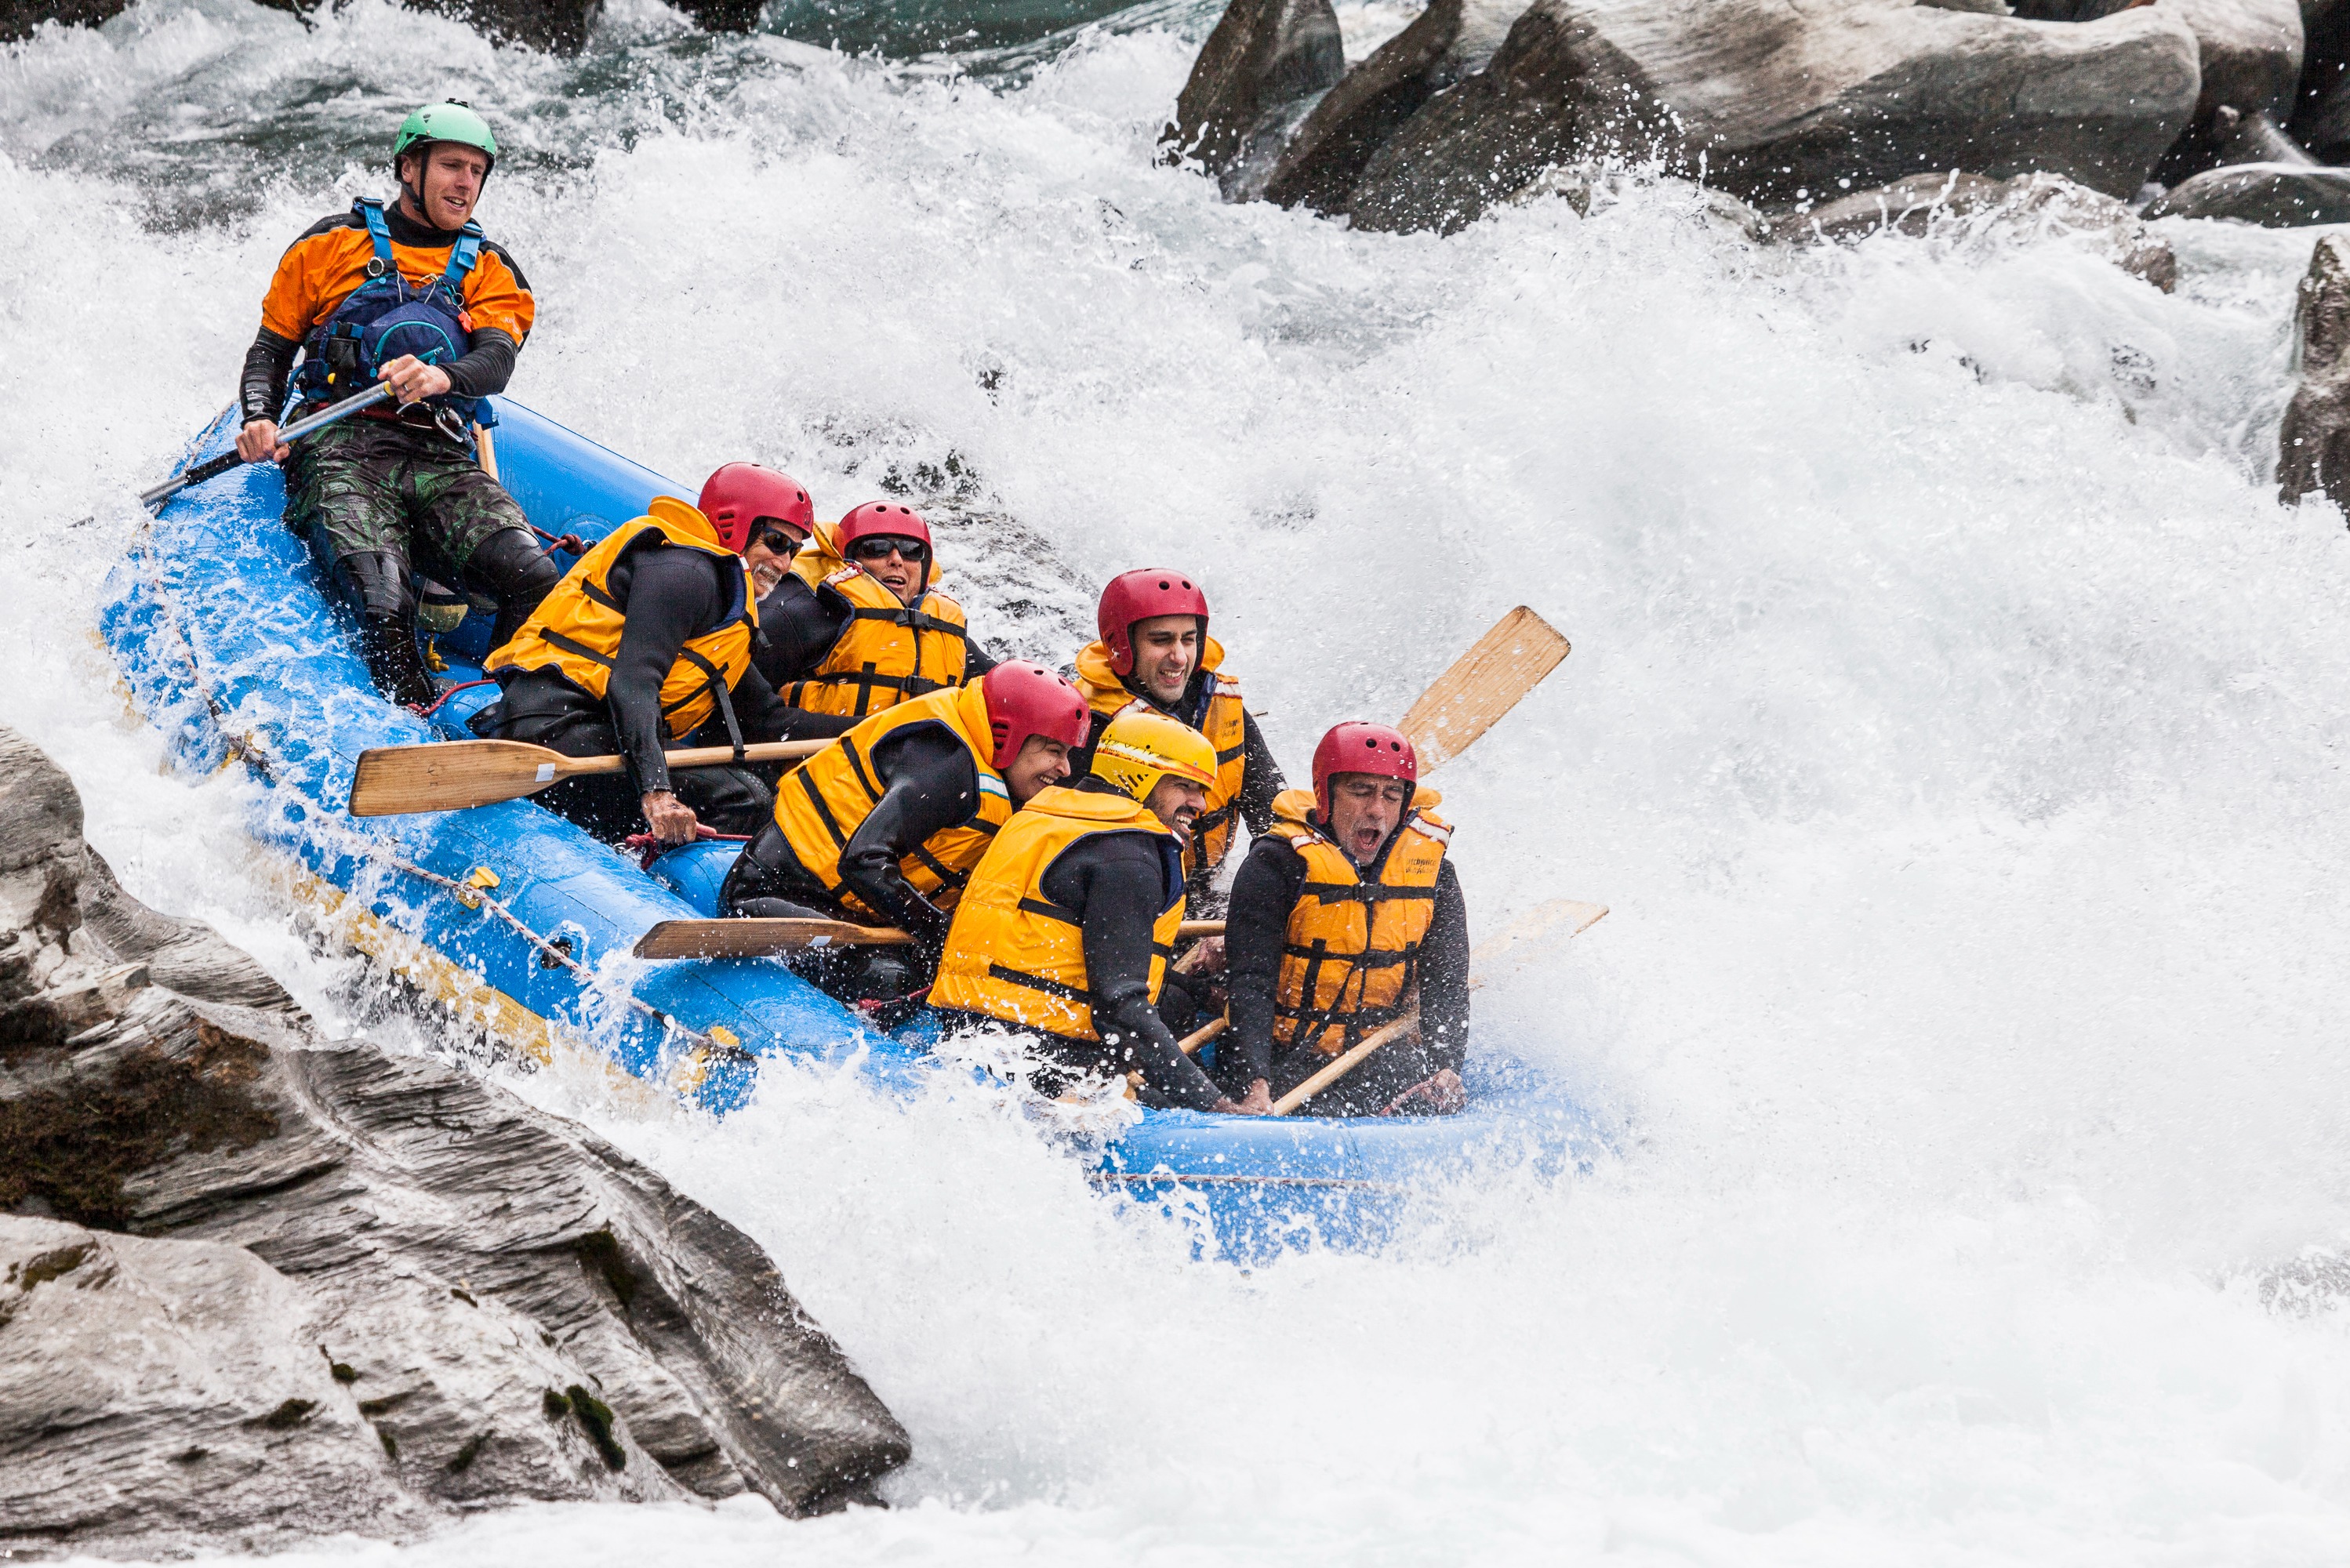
[1418,860,1472,1072]
[1039,825,1225,1111]
[1234,708,1287,838]
[604,550,729,796]
[241,329,299,424]
[753,575,851,687]
[1221,835,1308,1086]
[441,328,519,399]
[832,728,983,943]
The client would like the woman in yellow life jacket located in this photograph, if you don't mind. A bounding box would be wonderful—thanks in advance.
[475,467,852,846]
[756,502,998,719]
[1218,723,1473,1119]
[1069,568,1284,913]
[718,662,1088,1005]
[932,710,1254,1112]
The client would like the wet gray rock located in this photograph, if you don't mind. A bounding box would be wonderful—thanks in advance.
[2142,0,2306,182]
[1342,0,2203,235]
[0,727,910,1556]
[2210,102,2321,162]
[1160,0,1347,197]
[1787,169,2178,289]
[2279,234,2350,510]
[1261,0,1536,214]
[2143,159,2350,221]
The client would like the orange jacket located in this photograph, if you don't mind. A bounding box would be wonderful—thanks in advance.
[260,206,533,346]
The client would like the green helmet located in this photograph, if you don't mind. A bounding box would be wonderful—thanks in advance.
[393,100,498,177]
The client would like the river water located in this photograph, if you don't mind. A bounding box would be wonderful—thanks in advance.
[8,0,2350,1559]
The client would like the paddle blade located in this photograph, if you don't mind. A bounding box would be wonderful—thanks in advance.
[634,918,913,960]
[348,739,573,816]
[1400,606,1570,771]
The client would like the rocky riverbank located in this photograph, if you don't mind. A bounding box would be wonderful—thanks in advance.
[1169,0,2350,234]
[0,726,909,1556]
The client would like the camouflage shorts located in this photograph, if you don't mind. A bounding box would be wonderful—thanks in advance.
[283,416,527,577]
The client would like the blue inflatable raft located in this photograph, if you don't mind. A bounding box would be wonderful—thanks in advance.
[101,400,1600,1256]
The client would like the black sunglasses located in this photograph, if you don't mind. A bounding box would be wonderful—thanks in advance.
[754,523,805,557]
[849,534,929,563]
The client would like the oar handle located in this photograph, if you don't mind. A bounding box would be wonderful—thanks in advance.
[1269,1009,1419,1116]
[552,739,831,780]
[140,383,397,510]
[1178,1016,1227,1056]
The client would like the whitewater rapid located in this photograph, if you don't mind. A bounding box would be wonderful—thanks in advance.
[9,0,2350,1558]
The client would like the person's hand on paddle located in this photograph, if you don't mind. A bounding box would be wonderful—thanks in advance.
[641,789,699,847]
[235,419,291,464]
[1172,933,1225,977]
[1386,1067,1466,1116]
[1222,1078,1272,1116]
[380,354,453,408]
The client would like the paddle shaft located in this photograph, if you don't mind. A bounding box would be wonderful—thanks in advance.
[140,383,395,509]
[1270,1012,1420,1116]
[558,739,825,780]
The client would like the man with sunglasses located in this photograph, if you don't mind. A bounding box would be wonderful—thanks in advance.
[755,502,997,717]
[474,463,853,847]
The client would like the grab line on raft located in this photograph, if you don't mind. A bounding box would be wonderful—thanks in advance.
[379,853,748,1061]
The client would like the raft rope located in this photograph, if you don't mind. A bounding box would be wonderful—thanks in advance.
[417,677,496,717]
[526,521,590,558]
[379,853,749,1060]
[622,825,750,872]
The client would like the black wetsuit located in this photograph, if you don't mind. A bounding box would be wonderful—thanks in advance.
[718,725,987,1003]
[242,200,554,708]
[1068,667,1284,913]
[1219,822,1470,1116]
[935,777,1224,1110]
[752,572,1001,689]
[473,542,852,840]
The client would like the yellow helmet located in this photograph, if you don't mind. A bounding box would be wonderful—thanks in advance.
[1091,709,1217,802]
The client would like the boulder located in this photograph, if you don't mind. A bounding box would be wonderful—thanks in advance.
[2144,0,2305,182]
[1161,0,1347,197]
[2291,0,2350,158]
[1342,0,2203,235]
[2210,101,2321,159]
[1261,0,1538,213]
[2142,158,2350,219]
[2279,234,2350,510]
[0,727,910,1555]
[1785,169,2178,287]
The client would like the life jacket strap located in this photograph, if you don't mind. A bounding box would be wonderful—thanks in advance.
[357,198,396,277]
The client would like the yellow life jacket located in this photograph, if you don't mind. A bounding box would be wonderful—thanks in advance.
[787,519,844,586]
[770,682,1010,916]
[1266,787,1451,1055]
[486,497,756,740]
[783,564,973,718]
[1072,637,1248,880]
[930,784,1186,1043]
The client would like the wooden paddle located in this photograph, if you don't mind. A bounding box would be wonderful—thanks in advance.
[1399,605,1571,772]
[636,916,1226,960]
[349,737,829,817]
[1266,898,1610,1116]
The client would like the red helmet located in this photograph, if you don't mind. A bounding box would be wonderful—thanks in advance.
[980,662,1091,770]
[1311,721,1418,818]
[699,463,815,555]
[837,501,935,589]
[1097,568,1210,677]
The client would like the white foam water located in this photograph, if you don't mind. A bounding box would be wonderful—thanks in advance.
[9,1,2350,1559]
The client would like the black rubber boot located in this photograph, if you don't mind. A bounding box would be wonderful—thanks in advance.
[335,549,435,710]
[463,527,564,655]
